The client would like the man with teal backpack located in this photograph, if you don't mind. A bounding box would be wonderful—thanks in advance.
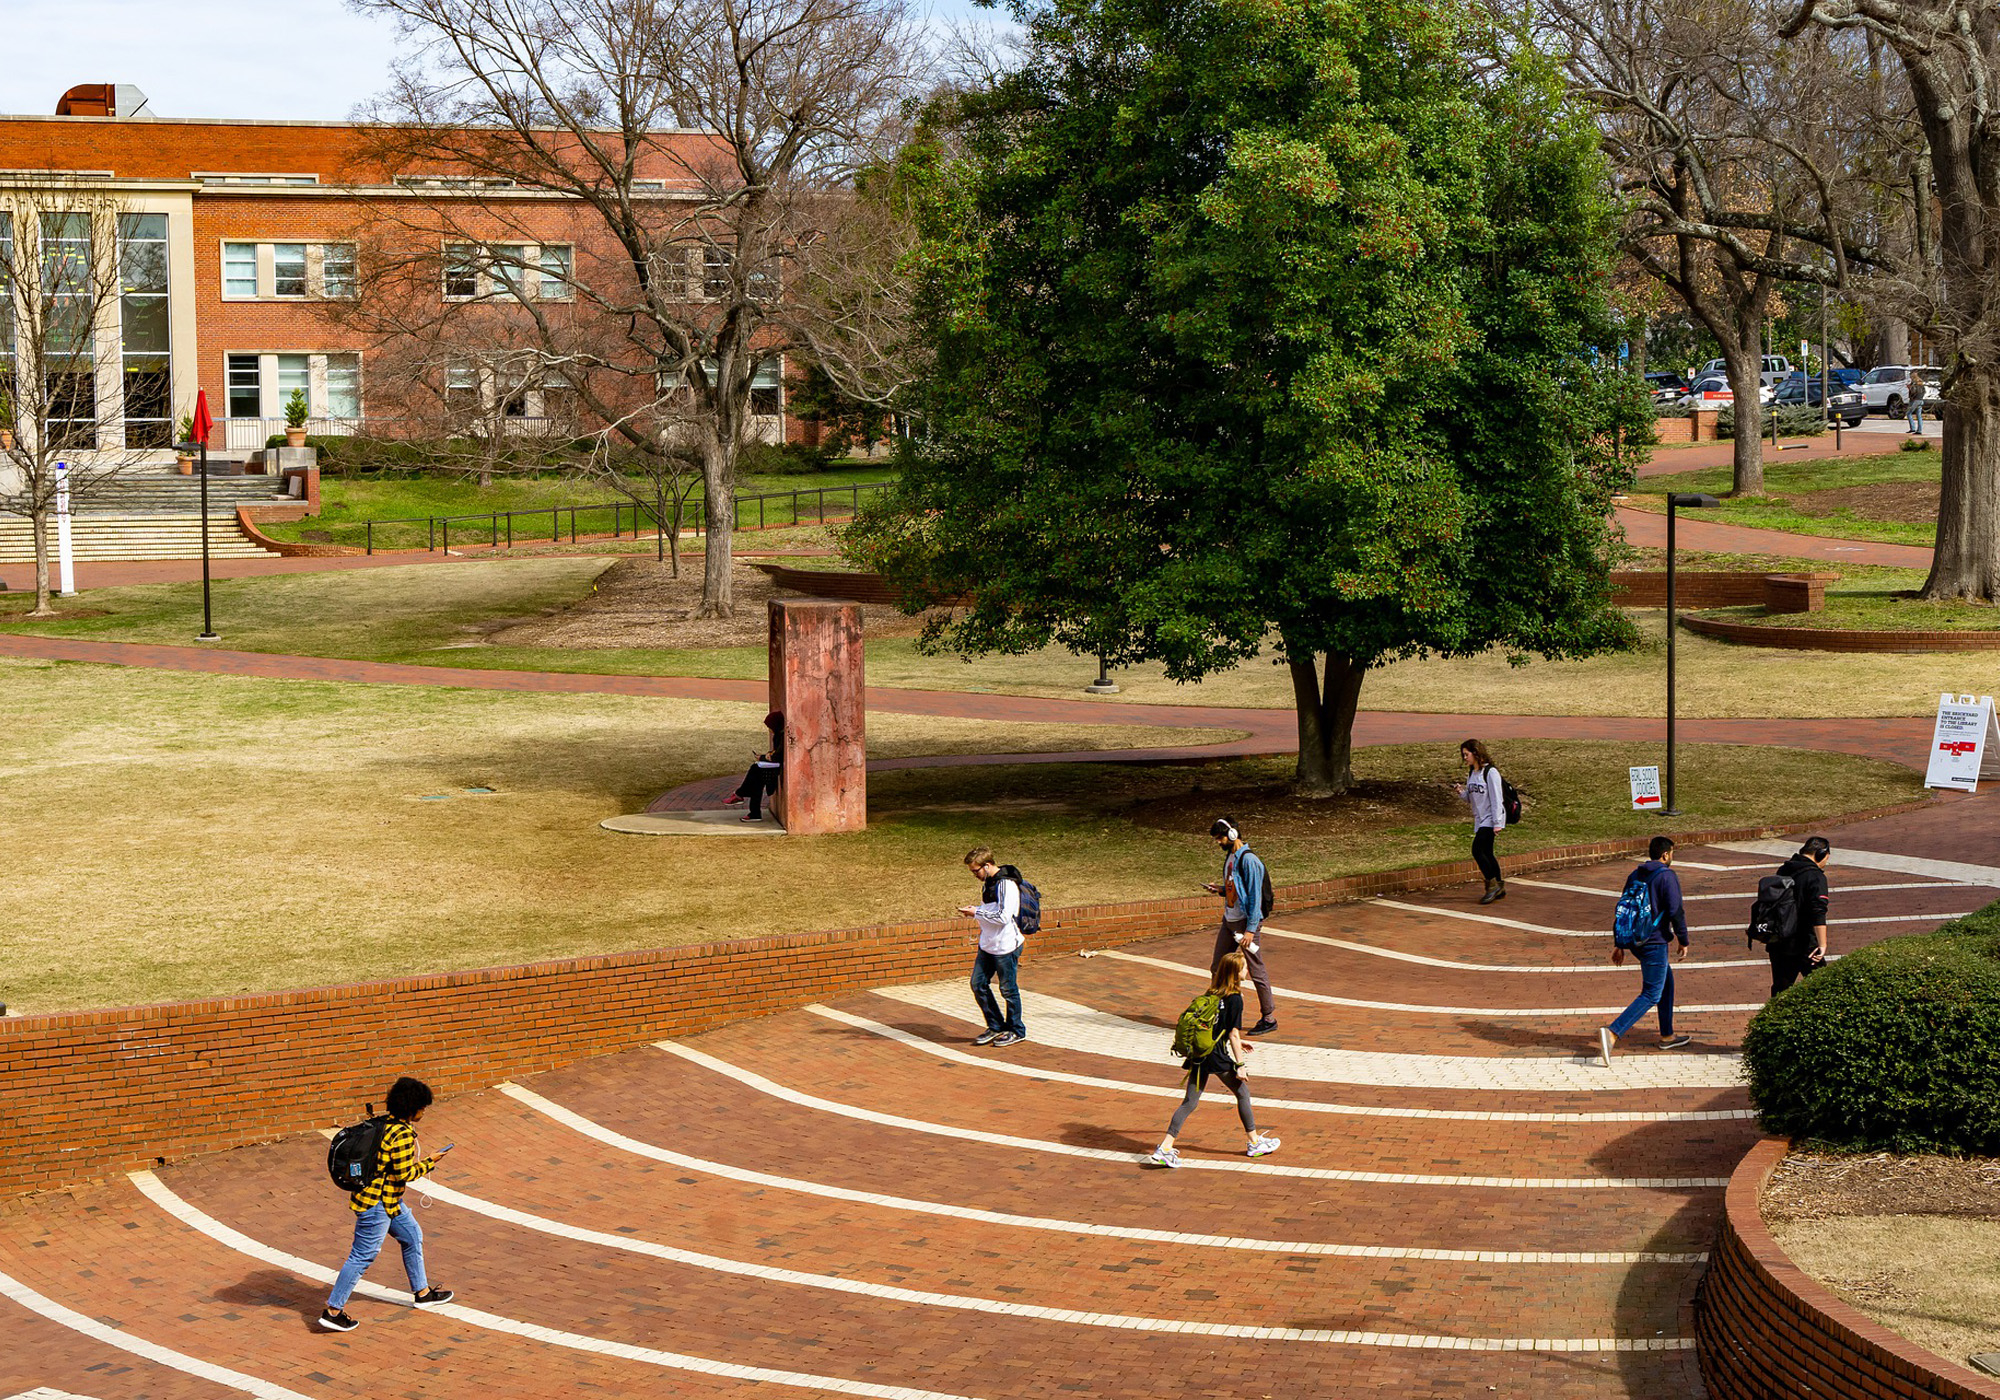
[1597,836,1692,1066]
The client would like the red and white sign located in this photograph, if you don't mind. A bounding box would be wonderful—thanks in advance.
[1630,766,1662,809]
[1925,694,2000,792]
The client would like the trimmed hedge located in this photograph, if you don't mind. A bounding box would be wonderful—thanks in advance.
[1744,901,2000,1152]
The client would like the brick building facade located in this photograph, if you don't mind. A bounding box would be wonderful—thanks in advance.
[0,84,794,465]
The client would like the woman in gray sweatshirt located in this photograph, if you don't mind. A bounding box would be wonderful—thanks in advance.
[1454,739,1507,904]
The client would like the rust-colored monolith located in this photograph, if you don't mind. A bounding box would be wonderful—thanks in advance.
[767,599,866,833]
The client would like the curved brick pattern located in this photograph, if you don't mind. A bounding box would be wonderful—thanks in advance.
[1697,1139,2000,1400]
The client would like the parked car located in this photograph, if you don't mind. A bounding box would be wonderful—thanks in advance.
[1645,372,1691,404]
[1696,355,1794,380]
[1678,375,1774,407]
[1772,374,1866,426]
[1860,365,1943,416]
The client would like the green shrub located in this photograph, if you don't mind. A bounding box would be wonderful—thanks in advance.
[1744,901,2000,1152]
[739,440,841,475]
[1902,436,1936,452]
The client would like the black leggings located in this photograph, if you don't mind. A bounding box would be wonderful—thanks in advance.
[1168,1066,1256,1137]
[735,765,778,816]
[1472,826,1500,881]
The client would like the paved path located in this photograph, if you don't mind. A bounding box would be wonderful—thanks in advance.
[1614,504,1934,568]
[1637,425,1909,478]
[4,798,1994,1399]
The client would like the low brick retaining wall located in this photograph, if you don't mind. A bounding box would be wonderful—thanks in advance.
[0,800,1931,1198]
[1654,410,1722,443]
[1611,571,1838,611]
[1698,1137,2000,1399]
[1681,612,2000,653]
[755,563,905,604]
[236,506,364,558]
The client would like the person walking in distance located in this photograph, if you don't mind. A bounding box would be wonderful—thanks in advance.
[1906,373,1928,434]
[1769,837,1832,994]
[1206,818,1276,1036]
[1597,836,1693,1065]
[318,1077,454,1332]
[1147,951,1280,1167]
[1454,740,1507,904]
[958,846,1027,1047]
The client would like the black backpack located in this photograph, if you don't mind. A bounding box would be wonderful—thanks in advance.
[1501,778,1523,826]
[1746,874,1801,948]
[327,1110,390,1194]
[993,864,1043,936]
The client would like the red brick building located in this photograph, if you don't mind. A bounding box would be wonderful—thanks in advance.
[0,84,792,461]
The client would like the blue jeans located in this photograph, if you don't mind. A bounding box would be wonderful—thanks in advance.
[327,1203,427,1308]
[971,949,1025,1037]
[1908,401,1926,431]
[1608,941,1675,1038]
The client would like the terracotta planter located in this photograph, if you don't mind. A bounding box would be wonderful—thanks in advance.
[0,429,13,451]
[285,427,309,448]
[177,457,195,475]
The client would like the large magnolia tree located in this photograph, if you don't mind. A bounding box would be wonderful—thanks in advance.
[849,0,1652,795]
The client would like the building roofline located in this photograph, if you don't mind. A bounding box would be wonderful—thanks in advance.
[0,112,707,135]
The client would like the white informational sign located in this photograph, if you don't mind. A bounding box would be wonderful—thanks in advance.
[54,459,74,596]
[1924,693,2000,792]
[1630,766,1662,810]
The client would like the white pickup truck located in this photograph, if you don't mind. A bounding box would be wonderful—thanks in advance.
[1696,355,1794,380]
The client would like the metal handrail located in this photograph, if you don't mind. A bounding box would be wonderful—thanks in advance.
[355,478,896,554]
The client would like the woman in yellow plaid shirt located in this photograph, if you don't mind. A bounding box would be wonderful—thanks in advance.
[319,1077,455,1332]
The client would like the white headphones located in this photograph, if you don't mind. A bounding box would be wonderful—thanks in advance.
[1218,821,1238,841]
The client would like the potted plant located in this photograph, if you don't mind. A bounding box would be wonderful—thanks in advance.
[284,389,310,448]
[175,412,197,473]
[0,389,13,452]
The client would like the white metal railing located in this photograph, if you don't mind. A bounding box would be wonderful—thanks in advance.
[219,413,785,452]
[223,416,365,451]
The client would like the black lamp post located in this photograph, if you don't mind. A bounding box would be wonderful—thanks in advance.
[1085,653,1119,695]
[1663,491,1721,815]
[174,435,219,641]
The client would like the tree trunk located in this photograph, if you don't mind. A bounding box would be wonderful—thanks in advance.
[1880,314,1910,367]
[1923,376,2000,600]
[29,504,53,617]
[1288,649,1366,796]
[1723,343,1765,496]
[697,435,736,618]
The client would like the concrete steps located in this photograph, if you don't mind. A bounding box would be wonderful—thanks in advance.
[75,474,295,515]
[0,515,281,562]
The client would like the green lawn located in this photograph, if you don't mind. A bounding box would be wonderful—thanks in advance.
[260,465,898,549]
[0,652,1924,1014]
[1626,451,1940,547]
[1694,575,2000,632]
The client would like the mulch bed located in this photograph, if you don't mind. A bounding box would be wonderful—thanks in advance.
[1793,481,1940,524]
[1765,1150,2000,1222]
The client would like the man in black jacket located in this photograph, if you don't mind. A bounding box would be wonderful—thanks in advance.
[1770,837,1832,995]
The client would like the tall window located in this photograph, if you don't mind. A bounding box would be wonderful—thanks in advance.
[0,214,13,429]
[226,353,260,419]
[272,243,307,298]
[442,245,479,299]
[41,212,95,449]
[119,213,171,448]
[750,359,784,417]
[703,248,730,300]
[321,244,356,299]
[276,353,310,420]
[324,353,361,419]
[223,242,257,297]
[537,245,572,300]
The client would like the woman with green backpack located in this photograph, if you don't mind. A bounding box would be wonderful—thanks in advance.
[1146,951,1281,1167]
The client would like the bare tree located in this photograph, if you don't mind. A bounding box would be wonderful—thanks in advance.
[0,180,162,614]
[348,0,926,616]
[1782,0,2000,600]
[1528,0,1910,493]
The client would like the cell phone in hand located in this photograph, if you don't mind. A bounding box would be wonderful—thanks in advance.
[435,1143,455,1155]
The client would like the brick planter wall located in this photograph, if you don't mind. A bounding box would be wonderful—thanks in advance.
[235,506,364,558]
[1653,410,1722,443]
[0,799,1932,1199]
[1681,613,2000,653]
[1698,1138,2000,1400]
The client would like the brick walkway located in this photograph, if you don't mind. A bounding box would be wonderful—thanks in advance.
[4,797,1994,1399]
[1636,427,1906,478]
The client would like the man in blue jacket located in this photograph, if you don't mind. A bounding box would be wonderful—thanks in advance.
[1206,818,1276,1035]
[1598,835,1693,1065]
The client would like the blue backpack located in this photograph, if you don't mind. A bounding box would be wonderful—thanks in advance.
[994,864,1043,936]
[1612,869,1657,950]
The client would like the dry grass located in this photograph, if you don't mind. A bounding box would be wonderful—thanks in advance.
[1768,1215,2000,1368]
[0,654,1921,1014]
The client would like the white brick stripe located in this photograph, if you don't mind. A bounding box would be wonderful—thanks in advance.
[1513,878,1983,900]
[0,1268,317,1400]
[813,1003,1754,1124]
[504,1080,1711,1260]
[129,1173,991,1400]
[874,981,1747,1092]
[658,1041,1728,1188]
[409,1177,1701,1343]
[1089,949,1765,1017]
[1713,841,2000,888]
[1260,923,1776,971]
[1369,898,1603,936]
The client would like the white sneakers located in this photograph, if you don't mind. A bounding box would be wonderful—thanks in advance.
[1598,1027,1615,1067]
[1246,1134,1281,1158]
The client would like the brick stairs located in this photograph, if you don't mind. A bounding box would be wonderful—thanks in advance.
[0,472,291,562]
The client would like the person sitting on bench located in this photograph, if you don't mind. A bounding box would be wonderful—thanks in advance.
[724,711,784,822]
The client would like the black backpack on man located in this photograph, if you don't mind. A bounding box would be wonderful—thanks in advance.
[1745,874,1801,949]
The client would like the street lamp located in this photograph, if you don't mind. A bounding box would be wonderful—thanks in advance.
[1085,653,1119,695]
[1663,491,1721,815]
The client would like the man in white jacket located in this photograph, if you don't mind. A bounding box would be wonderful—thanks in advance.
[958,846,1027,1047]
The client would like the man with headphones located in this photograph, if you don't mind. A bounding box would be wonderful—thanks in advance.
[1205,818,1277,1035]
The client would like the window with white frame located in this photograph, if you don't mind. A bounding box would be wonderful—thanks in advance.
[119,213,172,448]
[197,173,318,185]
[220,240,357,299]
[41,212,96,449]
[658,357,784,414]
[445,355,573,422]
[441,242,574,302]
[222,352,363,421]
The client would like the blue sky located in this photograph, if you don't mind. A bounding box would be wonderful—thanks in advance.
[0,0,1006,122]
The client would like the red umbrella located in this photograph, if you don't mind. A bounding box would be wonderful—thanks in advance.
[191,389,214,448]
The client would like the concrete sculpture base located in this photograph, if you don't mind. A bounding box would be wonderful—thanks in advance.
[769,598,867,834]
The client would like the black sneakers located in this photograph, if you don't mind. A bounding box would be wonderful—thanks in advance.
[317,1308,358,1332]
[1247,1018,1278,1036]
[413,1287,455,1308]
